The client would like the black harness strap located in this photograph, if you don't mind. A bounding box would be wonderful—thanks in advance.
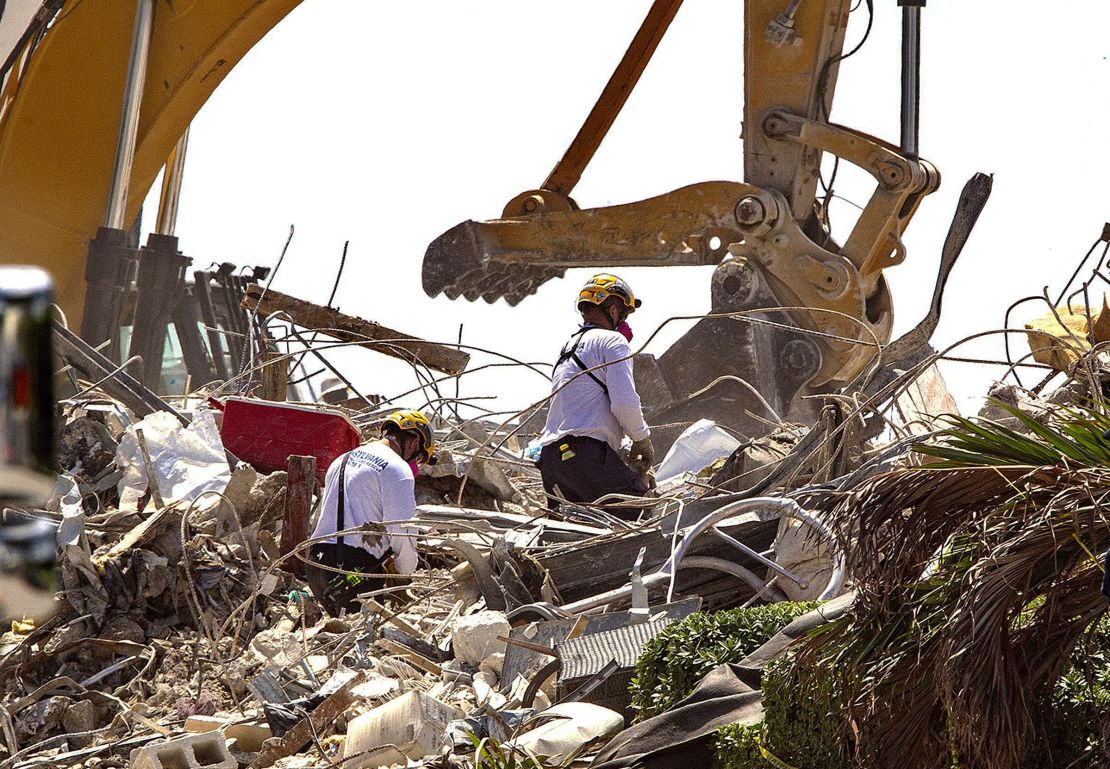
[558,327,609,396]
[335,452,353,564]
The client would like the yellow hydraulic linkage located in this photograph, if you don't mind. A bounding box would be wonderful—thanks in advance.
[423,0,938,442]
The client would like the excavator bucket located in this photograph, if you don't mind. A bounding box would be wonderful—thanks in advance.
[421,189,835,452]
[422,220,567,306]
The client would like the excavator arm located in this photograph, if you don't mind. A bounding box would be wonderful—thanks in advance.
[422,0,939,441]
[0,0,302,329]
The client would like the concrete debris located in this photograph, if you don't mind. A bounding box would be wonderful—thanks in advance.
[448,611,511,666]
[130,732,236,769]
[1023,295,1110,372]
[341,690,463,768]
[33,245,1087,769]
[1,384,848,768]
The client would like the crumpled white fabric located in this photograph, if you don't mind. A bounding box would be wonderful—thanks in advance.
[509,702,624,763]
[116,410,230,511]
[656,419,742,483]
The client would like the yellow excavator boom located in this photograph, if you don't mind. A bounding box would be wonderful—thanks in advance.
[0,0,301,326]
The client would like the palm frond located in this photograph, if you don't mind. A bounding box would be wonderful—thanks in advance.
[793,398,1110,769]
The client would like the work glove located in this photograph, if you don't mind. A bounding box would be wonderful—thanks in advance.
[628,437,655,475]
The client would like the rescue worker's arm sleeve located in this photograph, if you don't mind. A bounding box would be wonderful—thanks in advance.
[599,336,650,442]
[380,471,419,574]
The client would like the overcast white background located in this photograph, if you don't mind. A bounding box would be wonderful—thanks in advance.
[141,1,1110,422]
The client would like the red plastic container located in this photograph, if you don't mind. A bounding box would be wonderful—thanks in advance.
[216,397,361,483]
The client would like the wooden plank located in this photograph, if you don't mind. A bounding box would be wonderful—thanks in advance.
[241,284,470,376]
[172,291,216,385]
[377,638,443,676]
[128,235,191,390]
[280,455,315,575]
[216,274,246,369]
[192,271,231,380]
[259,350,288,401]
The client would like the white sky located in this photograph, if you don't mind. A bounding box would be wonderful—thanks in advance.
[142,1,1110,422]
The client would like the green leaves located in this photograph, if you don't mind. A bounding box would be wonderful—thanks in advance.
[916,399,1110,468]
[468,732,548,769]
[712,653,849,769]
[629,602,816,720]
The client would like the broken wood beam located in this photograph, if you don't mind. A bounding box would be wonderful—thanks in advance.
[258,350,288,401]
[280,455,316,575]
[241,284,470,376]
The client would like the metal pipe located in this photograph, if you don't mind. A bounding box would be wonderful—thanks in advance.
[678,556,789,603]
[709,526,809,588]
[105,0,154,230]
[156,127,190,236]
[560,497,846,614]
[899,1,924,156]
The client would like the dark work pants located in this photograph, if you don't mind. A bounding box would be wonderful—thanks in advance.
[537,435,647,517]
[305,542,389,616]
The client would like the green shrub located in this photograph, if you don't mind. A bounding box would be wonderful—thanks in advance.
[709,615,1110,769]
[629,601,816,720]
[713,722,764,769]
[712,653,851,769]
[759,652,852,769]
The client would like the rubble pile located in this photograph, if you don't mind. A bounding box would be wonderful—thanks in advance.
[1,367,851,769]
[7,242,1110,769]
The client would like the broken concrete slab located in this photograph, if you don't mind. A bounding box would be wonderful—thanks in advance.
[341,690,463,768]
[1024,295,1110,372]
[449,611,510,666]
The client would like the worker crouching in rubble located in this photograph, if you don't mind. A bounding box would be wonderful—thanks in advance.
[537,273,655,517]
[305,410,436,615]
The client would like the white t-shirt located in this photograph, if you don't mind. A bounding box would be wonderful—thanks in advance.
[309,441,418,575]
[539,325,650,452]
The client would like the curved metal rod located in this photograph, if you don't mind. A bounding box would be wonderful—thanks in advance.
[521,658,561,709]
[560,497,845,614]
[678,555,789,603]
[507,602,573,624]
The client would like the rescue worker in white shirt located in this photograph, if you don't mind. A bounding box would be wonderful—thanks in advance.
[537,274,655,515]
[305,410,435,615]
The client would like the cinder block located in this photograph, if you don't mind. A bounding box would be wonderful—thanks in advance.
[183,715,272,753]
[130,731,236,769]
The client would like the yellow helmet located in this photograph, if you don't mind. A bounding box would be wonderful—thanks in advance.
[576,273,641,314]
[382,410,437,464]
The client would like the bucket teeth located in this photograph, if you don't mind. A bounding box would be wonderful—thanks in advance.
[422,221,565,305]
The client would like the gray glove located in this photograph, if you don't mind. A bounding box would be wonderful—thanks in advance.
[628,437,655,475]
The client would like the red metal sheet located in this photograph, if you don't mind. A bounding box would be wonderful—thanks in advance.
[217,397,359,483]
